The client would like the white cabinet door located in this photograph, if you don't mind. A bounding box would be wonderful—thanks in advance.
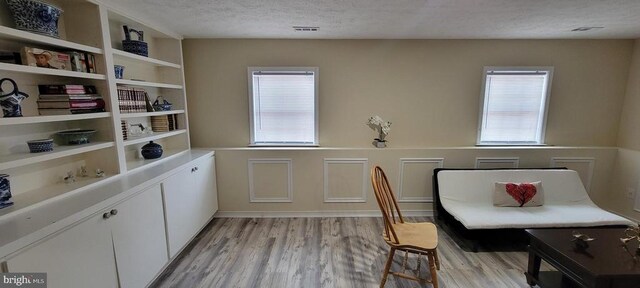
[5,214,118,288]
[110,184,168,288]
[194,156,218,228]
[162,166,199,258]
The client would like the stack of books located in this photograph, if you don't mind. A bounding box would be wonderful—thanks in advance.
[117,87,151,113]
[37,85,106,115]
[150,115,178,132]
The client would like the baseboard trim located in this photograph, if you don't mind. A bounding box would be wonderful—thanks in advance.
[214,210,433,218]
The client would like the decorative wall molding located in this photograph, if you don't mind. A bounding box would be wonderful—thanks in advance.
[248,158,293,203]
[323,158,368,203]
[475,157,519,169]
[398,158,444,203]
[214,210,433,218]
[550,157,595,192]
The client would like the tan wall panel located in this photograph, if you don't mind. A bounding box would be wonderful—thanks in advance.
[184,39,633,148]
[398,159,443,202]
[324,159,368,202]
[475,157,519,169]
[550,158,595,193]
[248,159,292,202]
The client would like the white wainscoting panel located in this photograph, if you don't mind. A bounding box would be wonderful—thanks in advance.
[248,158,293,203]
[475,157,519,169]
[550,157,595,192]
[398,158,444,203]
[323,158,368,203]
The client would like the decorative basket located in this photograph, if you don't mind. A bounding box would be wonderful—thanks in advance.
[56,129,96,145]
[122,25,148,57]
[6,0,63,38]
[26,138,53,153]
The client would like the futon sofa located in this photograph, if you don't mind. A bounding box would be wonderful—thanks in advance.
[433,168,634,251]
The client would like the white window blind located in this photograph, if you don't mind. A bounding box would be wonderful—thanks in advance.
[249,68,318,145]
[478,68,553,145]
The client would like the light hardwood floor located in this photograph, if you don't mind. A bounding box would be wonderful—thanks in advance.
[152,217,543,288]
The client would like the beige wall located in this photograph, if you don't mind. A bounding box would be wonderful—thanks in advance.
[184,39,633,148]
[609,39,640,221]
[184,39,638,216]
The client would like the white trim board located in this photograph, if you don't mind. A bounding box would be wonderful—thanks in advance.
[214,210,433,218]
[323,158,369,203]
[398,158,444,203]
[248,158,293,203]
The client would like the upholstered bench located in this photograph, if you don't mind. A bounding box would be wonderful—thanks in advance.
[433,168,633,251]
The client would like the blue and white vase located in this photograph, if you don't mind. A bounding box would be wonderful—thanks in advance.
[0,174,13,209]
[6,0,63,38]
[0,78,29,117]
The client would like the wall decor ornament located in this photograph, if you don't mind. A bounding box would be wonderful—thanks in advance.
[6,0,63,38]
[0,78,29,117]
[122,25,148,57]
[0,174,13,209]
[367,115,392,148]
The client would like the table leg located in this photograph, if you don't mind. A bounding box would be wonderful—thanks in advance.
[526,245,541,286]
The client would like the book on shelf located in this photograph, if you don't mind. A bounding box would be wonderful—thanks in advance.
[37,99,106,109]
[38,108,106,115]
[151,115,179,132]
[117,87,151,113]
[39,85,98,95]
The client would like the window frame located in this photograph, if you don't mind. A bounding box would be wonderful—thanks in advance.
[247,66,320,147]
[476,66,554,146]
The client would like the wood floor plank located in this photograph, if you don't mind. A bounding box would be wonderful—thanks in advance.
[151,217,544,288]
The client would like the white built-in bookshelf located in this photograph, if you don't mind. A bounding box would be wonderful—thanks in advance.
[0,0,190,215]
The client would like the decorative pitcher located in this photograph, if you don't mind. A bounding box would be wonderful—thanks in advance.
[122,25,148,57]
[0,78,29,117]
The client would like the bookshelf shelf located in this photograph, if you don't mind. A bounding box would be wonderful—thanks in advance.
[115,79,183,89]
[0,142,115,171]
[126,149,188,172]
[0,112,111,126]
[0,26,104,54]
[119,110,185,119]
[0,63,106,80]
[123,130,187,146]
[112,49,181,68]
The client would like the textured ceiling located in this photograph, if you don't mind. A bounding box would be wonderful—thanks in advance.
[107,0,640,39]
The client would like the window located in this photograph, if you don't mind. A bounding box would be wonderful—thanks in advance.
[248,67,319,146]
[477,67,553,145]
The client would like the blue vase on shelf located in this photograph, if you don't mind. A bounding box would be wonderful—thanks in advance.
[0,174,14,209]
[141,141,163,160]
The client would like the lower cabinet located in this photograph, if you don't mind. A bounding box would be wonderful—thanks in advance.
[5,184,168,288]
[163,155,218,258]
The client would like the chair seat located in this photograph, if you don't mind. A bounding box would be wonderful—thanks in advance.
[387,222,438,250]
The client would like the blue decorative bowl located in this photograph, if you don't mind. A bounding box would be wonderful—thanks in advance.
[141,141,163,159]
[56,129,95,145]
[26,138,53,153]
[6,0,63,38]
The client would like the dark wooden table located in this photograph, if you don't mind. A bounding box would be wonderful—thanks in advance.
[525,228,640,288]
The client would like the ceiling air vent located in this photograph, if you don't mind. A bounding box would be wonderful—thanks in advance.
[293,26,319,32]
[571,26,604,32]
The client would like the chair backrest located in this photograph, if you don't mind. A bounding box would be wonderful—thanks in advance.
[371,166,404,244]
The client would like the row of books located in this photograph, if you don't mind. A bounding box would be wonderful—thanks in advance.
[37,85,105,115]
[117,87,152,113]
[150,115,179,132]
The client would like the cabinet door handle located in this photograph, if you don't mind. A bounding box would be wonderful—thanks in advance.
[103,212,111,219]
[110,209,118,216]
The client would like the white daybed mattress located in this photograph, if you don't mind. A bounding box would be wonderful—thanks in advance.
[437,169,634,230]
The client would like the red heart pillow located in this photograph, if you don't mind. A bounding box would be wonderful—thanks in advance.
[493,181,544,207]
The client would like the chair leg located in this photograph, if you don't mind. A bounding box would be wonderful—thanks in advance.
[380,247,396,288]
[428,251,439,288]
[434,249,440,270]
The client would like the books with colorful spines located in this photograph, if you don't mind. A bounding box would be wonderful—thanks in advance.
[38,85,98,95]
[38,108,106,115]
[117,87,148,113]
[37,99,106,109]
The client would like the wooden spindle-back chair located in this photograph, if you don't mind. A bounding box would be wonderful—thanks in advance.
[371,166,440,288]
